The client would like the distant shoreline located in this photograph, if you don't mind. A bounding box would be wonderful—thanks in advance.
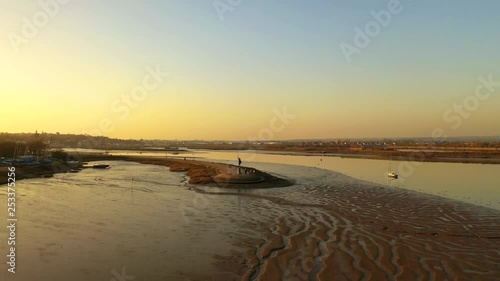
[186,145,500,164]
[61,145,500,164]
[231,150,500,164]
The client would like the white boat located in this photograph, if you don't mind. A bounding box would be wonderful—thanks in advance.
[387,172,399,179]
[387,147,398,179]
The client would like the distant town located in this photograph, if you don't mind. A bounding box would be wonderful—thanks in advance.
[1,132,499,165]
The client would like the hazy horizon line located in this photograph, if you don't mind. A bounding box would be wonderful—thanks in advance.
[1,131,499,143]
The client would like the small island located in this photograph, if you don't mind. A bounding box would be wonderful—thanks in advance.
[128,156,293,188]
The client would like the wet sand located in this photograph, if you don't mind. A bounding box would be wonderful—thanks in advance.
[201,173,500,280]
[119,157,500,279]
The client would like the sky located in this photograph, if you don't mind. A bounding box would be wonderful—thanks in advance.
[1,0,499,140]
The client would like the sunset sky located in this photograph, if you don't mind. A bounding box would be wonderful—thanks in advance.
[1,0,499,140]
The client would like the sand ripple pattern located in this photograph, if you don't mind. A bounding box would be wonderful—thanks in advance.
[207,173,500,281]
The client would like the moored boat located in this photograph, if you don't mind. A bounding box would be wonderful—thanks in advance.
[387,172,398,179]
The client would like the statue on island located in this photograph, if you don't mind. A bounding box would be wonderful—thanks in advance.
[237,156,242,174]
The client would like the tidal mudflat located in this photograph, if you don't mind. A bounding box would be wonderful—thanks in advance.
[1,160,499,280]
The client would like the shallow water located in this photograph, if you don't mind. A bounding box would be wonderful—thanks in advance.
[194,149,500,211]
[1,159,499,280]
[0,161,244,280]
[65,148,500,210]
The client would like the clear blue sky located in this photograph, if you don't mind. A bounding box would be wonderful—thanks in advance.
[1,0,499,140]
